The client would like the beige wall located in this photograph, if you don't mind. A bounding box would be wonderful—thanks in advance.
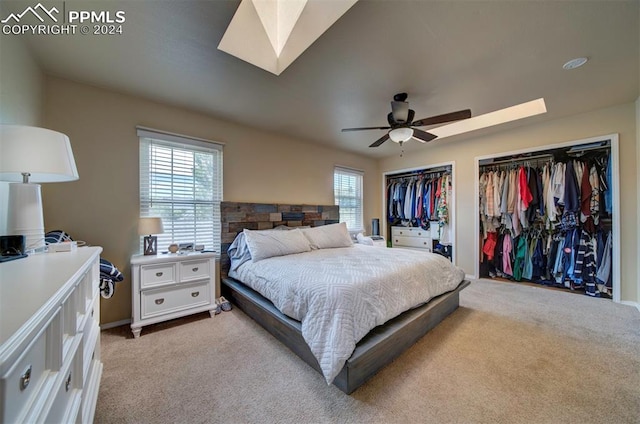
[0,35,43,233]
[41,76,380,325]
[0,36,42,125]
[380,103,638,303]
[2,40,637,323]
[637,97,640,306]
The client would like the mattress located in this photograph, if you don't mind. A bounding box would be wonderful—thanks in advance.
[229,244,465,384]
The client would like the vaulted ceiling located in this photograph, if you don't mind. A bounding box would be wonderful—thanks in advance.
[3,0,639,158]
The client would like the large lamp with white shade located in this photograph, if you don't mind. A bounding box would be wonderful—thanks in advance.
[0,125,79,252]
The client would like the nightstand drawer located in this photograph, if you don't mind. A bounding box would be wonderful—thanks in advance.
[140,263,177,289]
[180,259,210,282]
[393,235,432,249]
[141,281,212,319]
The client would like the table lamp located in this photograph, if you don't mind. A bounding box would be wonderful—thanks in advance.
[139,217,164,255]
[0,125,79,251]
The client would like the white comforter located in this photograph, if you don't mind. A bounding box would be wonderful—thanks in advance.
[229,244,465,384]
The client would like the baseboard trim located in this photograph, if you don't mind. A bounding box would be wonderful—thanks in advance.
[101,319,131,330]
[465,274,476,281]
[620,301,640,313]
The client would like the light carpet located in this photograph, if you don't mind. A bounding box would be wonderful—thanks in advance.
[95,279,640,424]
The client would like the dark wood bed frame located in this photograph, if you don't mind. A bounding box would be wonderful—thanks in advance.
[220,202,470,394]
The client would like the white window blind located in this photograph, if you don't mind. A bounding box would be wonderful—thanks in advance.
[334,166,364,232]
[138,127,223,252]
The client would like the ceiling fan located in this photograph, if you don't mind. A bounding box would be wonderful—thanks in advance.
[342,93,472,147]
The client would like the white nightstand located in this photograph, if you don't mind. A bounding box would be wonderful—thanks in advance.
[130,252,219,338]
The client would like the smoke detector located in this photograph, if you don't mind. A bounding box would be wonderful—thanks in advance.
[562,57,588,70]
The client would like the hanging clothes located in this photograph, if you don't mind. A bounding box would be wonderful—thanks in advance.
[478,148,612,298]
[386,170,453,239]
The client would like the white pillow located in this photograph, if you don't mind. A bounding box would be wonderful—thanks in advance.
[243,228,312,262]
[301,223,353,250]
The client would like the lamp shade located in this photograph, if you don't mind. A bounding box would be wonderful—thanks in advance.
[389,127,413,143]
[138,217,164,236]
[0,125,79,182]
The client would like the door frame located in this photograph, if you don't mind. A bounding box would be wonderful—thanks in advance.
[473,133,620,302]
[381,161,457,265]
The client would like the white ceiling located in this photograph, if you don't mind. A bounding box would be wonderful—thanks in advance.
[3,0,639,158]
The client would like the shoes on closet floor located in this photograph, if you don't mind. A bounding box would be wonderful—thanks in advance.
[214,300,222,315]
[219,296,232,312]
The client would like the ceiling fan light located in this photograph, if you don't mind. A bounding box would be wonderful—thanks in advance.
[389,127,413,143]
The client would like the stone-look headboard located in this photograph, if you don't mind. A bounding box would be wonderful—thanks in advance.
[220,202,340,276]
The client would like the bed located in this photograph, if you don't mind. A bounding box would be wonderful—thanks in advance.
[220,202,469,394]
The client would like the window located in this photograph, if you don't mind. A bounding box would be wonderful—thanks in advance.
[138,127,223,252]
[334,166,363,232]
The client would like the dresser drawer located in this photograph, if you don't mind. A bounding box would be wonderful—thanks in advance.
[180,259,211,282]
[140,263,177,289]
[141,281,212,319]
[45,345,83,424]
[393,235,432,250]
[391,227,429,238]
[0,325,51,423]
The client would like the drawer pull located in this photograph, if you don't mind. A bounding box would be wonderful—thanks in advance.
[65,372,72,392]
[155,298,165,305]
[191,291,200,297]
[20,365,32,391]
[192,267,199,272]
[423,242,427,245]
[155,272,163,277]
[418,232,422,236]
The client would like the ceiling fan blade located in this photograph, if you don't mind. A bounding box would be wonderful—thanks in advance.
[412,109,472,127]
[412,128,438,143]
[369,133,390,147]
[342,126,391,132]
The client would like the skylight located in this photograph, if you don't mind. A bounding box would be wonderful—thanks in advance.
[218,0,358,75]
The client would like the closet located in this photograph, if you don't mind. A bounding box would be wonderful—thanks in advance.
[477,138,615,298]
[384,164,454,261]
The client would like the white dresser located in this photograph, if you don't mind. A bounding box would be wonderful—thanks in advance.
[130,252,219,338]
[391,226,433,252]
[0,247,103,424]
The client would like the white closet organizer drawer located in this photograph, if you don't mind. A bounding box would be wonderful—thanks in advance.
[140,263,177,288]
[180,259,211,282]
[395,245,433,253]
[391,227,429,238]
[393,235,432,250]
[141,281,212,319]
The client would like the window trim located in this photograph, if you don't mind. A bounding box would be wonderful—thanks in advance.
[137,126,223,252]
[333,165,364,233]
